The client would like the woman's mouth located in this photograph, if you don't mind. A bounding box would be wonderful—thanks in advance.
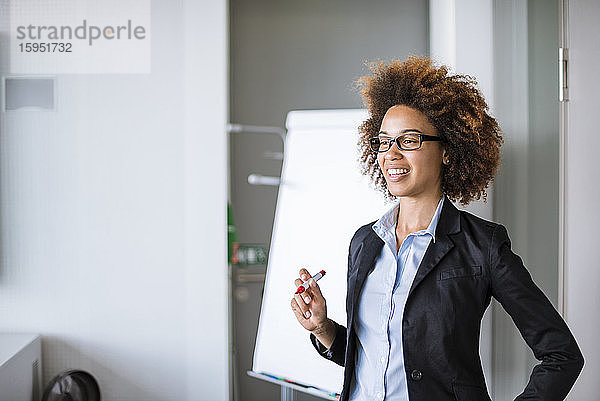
[387,168,410,181]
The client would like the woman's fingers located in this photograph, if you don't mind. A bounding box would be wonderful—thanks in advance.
[291,268,327,332]
[290,298,312,325]
[294,292,311,318]
[298,269,312,288]
[299,288,312,305]
[309,278,323,301]
[294,268,313,298]
[299,268,311,280]
[292,270,323,309]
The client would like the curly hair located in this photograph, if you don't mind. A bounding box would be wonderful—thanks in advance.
[355,56,503,205]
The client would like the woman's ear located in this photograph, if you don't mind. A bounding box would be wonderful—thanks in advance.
[442,148,450,165]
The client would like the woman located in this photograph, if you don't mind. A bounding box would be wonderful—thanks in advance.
[290,56,584,401]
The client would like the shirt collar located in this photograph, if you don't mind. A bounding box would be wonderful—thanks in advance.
[372,196,445,243]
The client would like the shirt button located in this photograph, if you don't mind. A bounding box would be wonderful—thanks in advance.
[380,356,386,363]
[376,392,383,399]
[411,370,423,381]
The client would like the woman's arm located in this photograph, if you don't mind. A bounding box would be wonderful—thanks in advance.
[490,224,584,400]
[310,317,337,349]
[291,269,346,366]
[309,319,347,367]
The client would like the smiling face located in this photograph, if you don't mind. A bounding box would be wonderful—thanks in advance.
[377,105,447,200]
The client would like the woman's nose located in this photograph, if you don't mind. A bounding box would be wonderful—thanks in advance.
[384,145,404,159]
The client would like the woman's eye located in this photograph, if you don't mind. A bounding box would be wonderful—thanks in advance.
[401,134,420,144]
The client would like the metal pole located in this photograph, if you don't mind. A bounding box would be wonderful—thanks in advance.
[226,123,286,142]
[281,386,295,401]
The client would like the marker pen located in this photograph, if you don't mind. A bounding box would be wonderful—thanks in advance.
[295,270,326,294]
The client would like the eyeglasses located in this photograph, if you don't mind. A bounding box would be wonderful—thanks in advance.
[369,132,442,152]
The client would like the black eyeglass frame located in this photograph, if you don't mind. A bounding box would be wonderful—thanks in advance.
[369,131,443,152]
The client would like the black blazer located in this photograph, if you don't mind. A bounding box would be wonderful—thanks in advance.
[311,196,584,401]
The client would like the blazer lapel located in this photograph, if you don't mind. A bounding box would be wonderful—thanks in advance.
[347,197,461,323]
[347,229,383,327]
[407,196,461,298]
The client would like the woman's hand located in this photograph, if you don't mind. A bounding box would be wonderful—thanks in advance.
[290,268,336,348]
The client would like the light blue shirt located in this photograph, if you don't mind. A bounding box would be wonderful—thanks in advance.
[349,196,445,401]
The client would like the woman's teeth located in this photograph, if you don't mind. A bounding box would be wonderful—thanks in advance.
[388,168,409,177]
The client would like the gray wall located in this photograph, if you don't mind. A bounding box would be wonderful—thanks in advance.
[229,1,429,400]
[492,0,560,399]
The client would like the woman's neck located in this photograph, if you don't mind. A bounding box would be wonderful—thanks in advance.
[396,192,443,234]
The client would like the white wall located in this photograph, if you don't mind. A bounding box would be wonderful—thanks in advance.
[428,0,494,219]
[429,0,495,392]
[492,1,565,399]
[0,0,228,400]
[490,2,534,399]
[564,1,600,398]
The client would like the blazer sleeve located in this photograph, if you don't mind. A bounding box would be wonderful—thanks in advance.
[490,224,584,401]
[309,321,347,367]
[308,225,366,367]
